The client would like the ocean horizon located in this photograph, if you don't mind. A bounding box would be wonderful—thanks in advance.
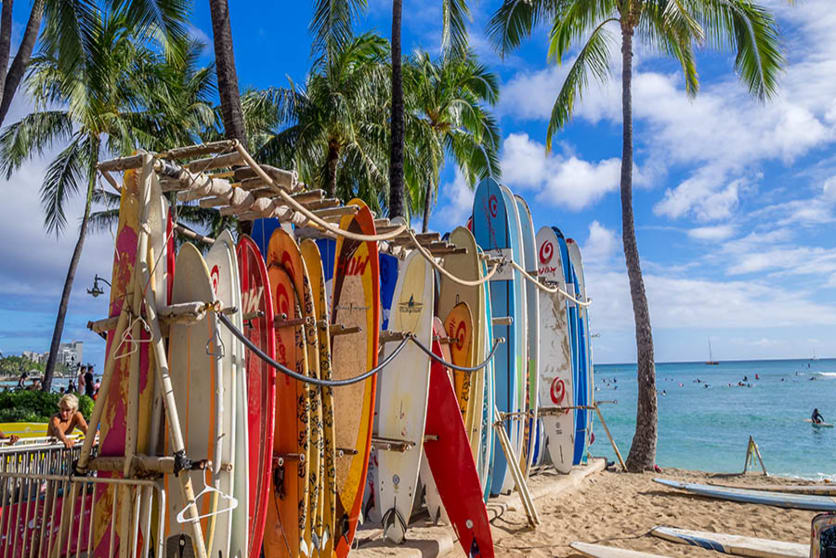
[590,357,836,481]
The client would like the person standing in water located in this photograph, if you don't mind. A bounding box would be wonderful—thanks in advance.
[811,408,825,424]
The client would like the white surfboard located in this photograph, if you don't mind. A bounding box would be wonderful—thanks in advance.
[571,542,671,558]
[536,227,575,473]
[213,231,249,558]
[375,250,434,543]
[167,243,235,556]
[651,526,808,558]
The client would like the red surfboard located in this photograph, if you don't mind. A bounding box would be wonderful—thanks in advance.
[424,323,495,558]
[237,235,277,558]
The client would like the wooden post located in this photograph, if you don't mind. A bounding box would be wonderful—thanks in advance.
[493,406,540,527]
[743,436,768,476]
[594,404,627,472]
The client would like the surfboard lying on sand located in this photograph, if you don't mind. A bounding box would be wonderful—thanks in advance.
[653,479,836,511]
[706,482,836,495]
[651,526,808,558]
[570,542,671,558]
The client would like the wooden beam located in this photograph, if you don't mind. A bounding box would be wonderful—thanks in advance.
[160,140,237,160]
[185,151,244,172]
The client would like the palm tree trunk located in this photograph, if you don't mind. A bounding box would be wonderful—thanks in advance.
[388,0,405,219]
[0,0,13,92]
[327,139,339,198]
[620,25,658,472]
[422,180,432,232]
[0,0,43,127]
[42,153,98,391]
[209,0,247,148]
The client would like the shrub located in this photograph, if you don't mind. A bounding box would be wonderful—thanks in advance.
[0,390,95,422]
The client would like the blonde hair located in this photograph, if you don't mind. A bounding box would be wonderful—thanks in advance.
[59,393,79,412]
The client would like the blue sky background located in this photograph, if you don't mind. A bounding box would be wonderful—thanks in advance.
[1,0,835,371]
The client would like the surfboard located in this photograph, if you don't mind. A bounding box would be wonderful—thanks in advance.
[515,195,540,475]
[536,226,575,474]
[423,325,495,558]
[264,230,311,558]
[375,250,434,543]
[566,238,592,462]
[379,253,400,330]
[706,482,836,495]
[653,479,836,511]
[0,422,47,438]
[270,230,322,558]
[237,235,276,558]
[651,526,808,558]
[252,217,281,257]
[165,243,230,556]
[500,185,527,486]
[204,231,243,558]
[300,239,337,557]
[438,226,485,465]
[570,542,671,558]
[806,419,834,428]
[479,251,496,499]
[444,302,475,426]
[471,177,520,495]
[811,513,836,558]
[93,167,158,557]
[421,318,452,525]
[331,199,380,558]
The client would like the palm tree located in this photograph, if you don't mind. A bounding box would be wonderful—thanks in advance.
[0,8,211,391]
[488,0,782,470]
[208,0,246,149]
[251,33,393,211]
[405,50,501,231]
[0,0,189,128]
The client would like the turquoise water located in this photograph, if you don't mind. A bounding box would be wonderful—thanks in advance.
[590,358,836,480]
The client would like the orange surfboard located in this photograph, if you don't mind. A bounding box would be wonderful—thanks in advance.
[444,302,475,422]
[264,231,311,558]
[331,199,380,557]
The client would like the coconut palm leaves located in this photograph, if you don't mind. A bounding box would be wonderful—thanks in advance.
[0,5,209,390]
[488,0,783,470]
[405,50,500,231]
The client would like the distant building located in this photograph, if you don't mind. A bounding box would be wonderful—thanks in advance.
[56,341,83,367]
[21,350,39,362]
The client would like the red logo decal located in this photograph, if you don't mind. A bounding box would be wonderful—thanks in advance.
[550,377,565,405]
[539,241,554,265]
[344,256,369,276]
[275,283,290,317]
[455,320,467,350]
[210,265,220,294]
[488,195,498,218]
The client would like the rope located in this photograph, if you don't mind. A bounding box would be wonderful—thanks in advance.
[507,259,590,307]
[405,229,498,286]
[218,313,410,386]
[233,142,408,242]
[411,337,504,372]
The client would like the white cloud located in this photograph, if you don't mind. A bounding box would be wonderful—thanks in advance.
[432,168,474,229]
[687,224,736,241]
[583,220,618,264]
[500,0,836,223]
[500,133,621,210]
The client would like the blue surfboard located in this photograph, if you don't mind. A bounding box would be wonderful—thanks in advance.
[251,217,281,257]
[552,228,587,465]
[379,253,399,330]
[654,479,836,511]
[566,238,593,463]
[479,248,496,501]
[472,177,522,495]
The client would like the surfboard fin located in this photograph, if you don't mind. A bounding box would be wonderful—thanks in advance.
[468,537,481,558]
[299,537,311,557]
[382,508,408,544]
[319,527,330,550]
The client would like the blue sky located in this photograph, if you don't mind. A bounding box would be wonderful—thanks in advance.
[1,0,836,370]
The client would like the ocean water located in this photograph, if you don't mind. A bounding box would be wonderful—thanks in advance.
[589,358,836,480]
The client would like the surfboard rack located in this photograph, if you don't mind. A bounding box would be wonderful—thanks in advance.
[492,405,540,527]
[371,436,416,452]
[379,330,410,344]
[336,447,360,457]
[492,316,513,326]
[539,403,627,472]
[274,315,315,329]
[86,302,237,335]
[87,455,211,476]
[327,323,362,336]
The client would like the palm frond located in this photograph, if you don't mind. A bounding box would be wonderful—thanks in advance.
[0,110,73,178]
[40,133,89,235]
[548,0,619,62]
[488,0,565,56]
[546,19,616,149]
[310,0,368,55]
[442,0,471,57]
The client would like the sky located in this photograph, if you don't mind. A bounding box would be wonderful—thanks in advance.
[1,0,836,370]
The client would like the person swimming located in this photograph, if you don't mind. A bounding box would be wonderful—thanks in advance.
[812,408,825,425]
[48,393,88,448]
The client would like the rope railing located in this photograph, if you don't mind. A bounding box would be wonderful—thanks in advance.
[218,313,410,387]
[411,336,504,372]
[507,259,590,307]
[405,228,498,286]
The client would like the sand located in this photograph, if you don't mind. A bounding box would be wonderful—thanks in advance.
[490,466,821,558]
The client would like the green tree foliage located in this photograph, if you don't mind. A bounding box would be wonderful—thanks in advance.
[0,390,94,422]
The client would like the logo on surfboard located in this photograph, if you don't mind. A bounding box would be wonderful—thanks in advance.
[210,264,220,294]
[550,377,568,413]
[488,195,498,218]
[539,241,554,264]
[398,294,423,314]
[242,286,264,316]
[455,320,467,350]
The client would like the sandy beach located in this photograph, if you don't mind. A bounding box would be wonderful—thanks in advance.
[489,466,818,557]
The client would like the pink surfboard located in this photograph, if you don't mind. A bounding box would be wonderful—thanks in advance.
[237,235,277,558]
[424,323,495,558]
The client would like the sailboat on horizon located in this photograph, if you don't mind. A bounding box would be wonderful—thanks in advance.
[706,337,719,365]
